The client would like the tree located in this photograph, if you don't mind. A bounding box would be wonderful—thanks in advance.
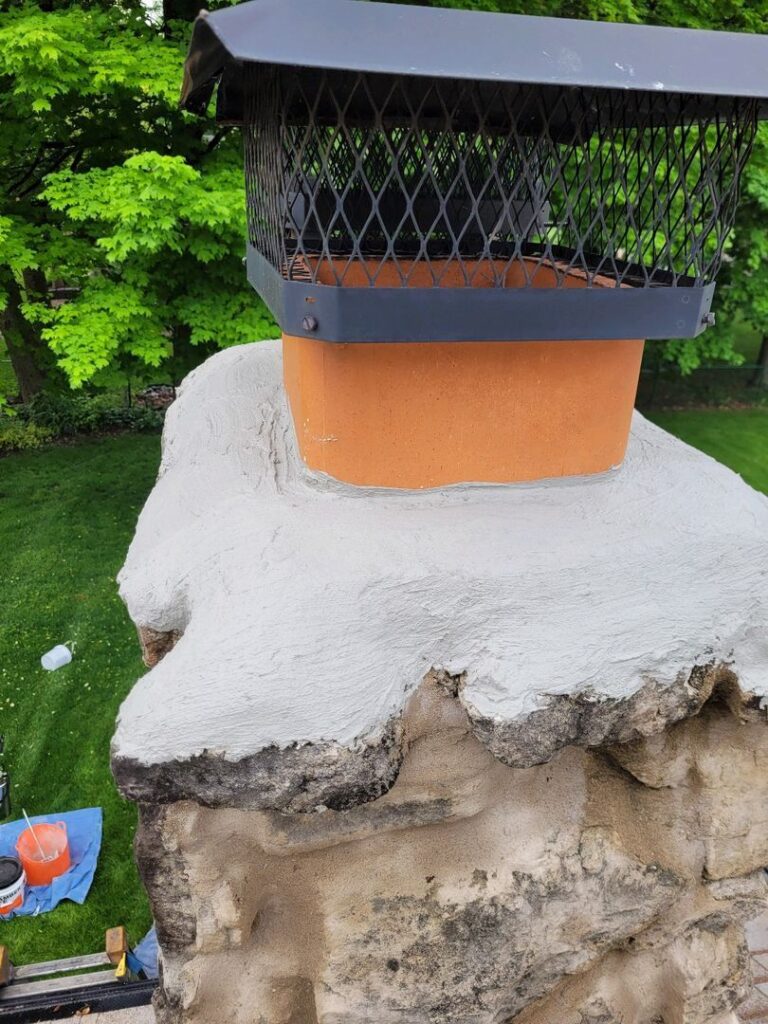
[0,0,274,400]
[2,0,768,395]
[712,127,768,386]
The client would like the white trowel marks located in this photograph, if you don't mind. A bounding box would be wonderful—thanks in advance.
[113,340,768,768]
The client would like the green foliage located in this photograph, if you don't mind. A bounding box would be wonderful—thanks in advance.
[2,0,768,387]
[390,0,768,29]
[0,1,275,392]
[37,148,273,385]
[0,419,53,453]
[0,340,17,401]
[19,391,164,436]
[716,124,768,361]
[0,5,177,115]
[660,327,747,376]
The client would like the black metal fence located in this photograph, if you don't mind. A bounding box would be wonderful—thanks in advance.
[636,361,766,409]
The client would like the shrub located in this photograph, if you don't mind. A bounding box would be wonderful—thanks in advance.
[18,392,82,436]
[0,420,54,453]
[20,392,164,437]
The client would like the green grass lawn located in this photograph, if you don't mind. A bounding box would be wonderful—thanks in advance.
[0,408,765,968]
[649,408,768,494]
[0,434,160,964]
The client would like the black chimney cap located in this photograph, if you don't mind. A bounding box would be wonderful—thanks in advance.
[181,0,768,122]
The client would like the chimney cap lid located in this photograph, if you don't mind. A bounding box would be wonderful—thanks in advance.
[181,0,768,120]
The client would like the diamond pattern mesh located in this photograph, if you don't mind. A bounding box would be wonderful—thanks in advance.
[244,66,757,290]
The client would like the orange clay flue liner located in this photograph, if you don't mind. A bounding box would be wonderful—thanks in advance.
[282,260,644,489]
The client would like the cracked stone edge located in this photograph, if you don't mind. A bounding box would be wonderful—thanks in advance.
[111,660,764,811]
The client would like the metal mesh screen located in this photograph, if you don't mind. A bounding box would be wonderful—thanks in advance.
[244,66,757,290]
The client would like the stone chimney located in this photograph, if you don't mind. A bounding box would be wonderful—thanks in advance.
[113,2,768,1020]
[113,340,768,1024]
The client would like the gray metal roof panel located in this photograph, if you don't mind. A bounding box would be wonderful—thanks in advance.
[180,0,768,118]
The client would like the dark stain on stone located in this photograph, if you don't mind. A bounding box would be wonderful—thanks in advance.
[112,715,405,812]
[114,663,757,815]
[469,662,749,771]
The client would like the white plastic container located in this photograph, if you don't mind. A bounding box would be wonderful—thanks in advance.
[41,644,73,671]
[0,857,25,916]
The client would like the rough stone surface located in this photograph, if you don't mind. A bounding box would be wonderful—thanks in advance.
[135,682,768,1024]
[112,340,768,1023]
[515,911,752,1024]
[136,625,182,669]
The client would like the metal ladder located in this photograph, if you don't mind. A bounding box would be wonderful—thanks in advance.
[0,928,155,1023]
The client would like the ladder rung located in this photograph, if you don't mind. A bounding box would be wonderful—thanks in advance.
[13,952,109,980]
[0,969,119,1001]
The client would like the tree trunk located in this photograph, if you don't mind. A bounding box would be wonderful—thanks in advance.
[0,275,49,403]
[751,335,768,388]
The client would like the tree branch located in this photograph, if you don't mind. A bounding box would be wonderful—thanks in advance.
[16,148,76,200]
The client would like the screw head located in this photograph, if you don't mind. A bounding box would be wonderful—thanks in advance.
[702,311,716,327]
[302,315,318,332]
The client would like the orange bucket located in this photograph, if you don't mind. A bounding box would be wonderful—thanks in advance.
[16,821,70,887]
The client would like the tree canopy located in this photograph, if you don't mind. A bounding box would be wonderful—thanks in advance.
[1,0,768,399]
[0,0,273,400]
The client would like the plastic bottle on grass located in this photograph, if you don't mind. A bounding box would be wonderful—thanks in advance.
[41,644,72,671]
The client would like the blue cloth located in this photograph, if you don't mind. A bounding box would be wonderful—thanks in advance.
[0,808,102,917]
[132,925,159,979]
